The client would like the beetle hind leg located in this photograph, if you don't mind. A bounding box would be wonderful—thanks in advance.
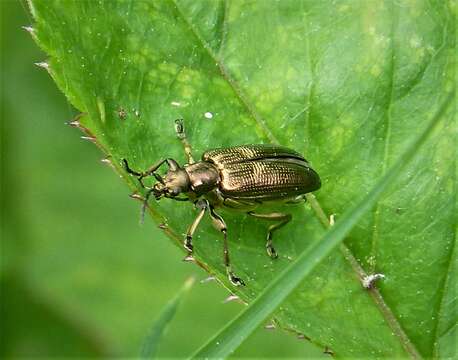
[209,207,245,286]
[247,212,292,259]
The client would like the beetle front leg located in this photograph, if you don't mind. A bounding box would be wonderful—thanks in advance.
[247,212,292,259]
[185,200,208,253]
[209,207,245,286]
[174,119,194,164]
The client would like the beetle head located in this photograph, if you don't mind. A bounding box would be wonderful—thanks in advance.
[153,160,190,200]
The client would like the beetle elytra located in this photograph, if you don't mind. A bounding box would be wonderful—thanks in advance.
[123,119,321,286]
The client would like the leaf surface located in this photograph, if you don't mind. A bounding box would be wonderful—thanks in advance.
[29,0,456,357]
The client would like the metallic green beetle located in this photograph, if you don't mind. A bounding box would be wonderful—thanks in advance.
[123,120,321,286]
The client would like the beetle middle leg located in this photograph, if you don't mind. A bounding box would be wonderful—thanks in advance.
[209,206,245,286]
[247,212,292,259]
[174,119,194,164]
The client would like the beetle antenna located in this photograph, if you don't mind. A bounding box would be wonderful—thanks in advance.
[153,173,165,184]
[122,158,141,176]
[122,159,147,188]
[140,188,155,224]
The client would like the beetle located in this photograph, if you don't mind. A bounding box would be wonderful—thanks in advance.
[123,119,321,286]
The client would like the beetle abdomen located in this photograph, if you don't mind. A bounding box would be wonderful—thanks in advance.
[203,144,320,201]
[218,159,320,200]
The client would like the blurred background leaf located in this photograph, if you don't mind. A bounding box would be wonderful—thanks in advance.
[140,277,195,359]
[2,0,455,358]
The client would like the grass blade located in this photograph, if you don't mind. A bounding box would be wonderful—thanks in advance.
[191,89,455,359]
[141,277,195,359]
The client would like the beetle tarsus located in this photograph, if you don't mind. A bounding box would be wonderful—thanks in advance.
[184,235,193,253]
[228,271,245,286]
[248,212,292,260]
[266,243,278,259]
[174,119,194,164]
[174,119,185,139]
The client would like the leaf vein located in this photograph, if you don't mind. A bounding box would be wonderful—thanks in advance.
[369,5,397,276]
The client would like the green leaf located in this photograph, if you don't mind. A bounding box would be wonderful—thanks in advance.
[28,0,456,357]
[141,277,195,359]
[191,90,455,359]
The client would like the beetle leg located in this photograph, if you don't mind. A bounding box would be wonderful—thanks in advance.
[284,194,307,205]
[174,119,195,164]
[209,207,245,286]
[185,200,208,253]
[247,212,292,259]
[222,197,258,211]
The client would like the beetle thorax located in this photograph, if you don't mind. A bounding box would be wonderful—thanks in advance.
[184,161,220,195]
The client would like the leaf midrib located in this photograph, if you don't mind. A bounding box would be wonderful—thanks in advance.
[169,0,422,357]
[369,1,397,277]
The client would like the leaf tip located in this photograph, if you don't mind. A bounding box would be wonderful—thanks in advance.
[296,333,311,341]
[66,119,81,128]
[65,113,87,128]
[223,294,240,304]
[21,25,35,35]
[158,223,168,230]
[34,61,50,71]
[81,135,97,143]
[129,192,143,201]
[101,157,116,170]
[182,255,195,262]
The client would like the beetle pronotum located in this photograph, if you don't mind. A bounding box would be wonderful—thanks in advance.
[123,120,321,286]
